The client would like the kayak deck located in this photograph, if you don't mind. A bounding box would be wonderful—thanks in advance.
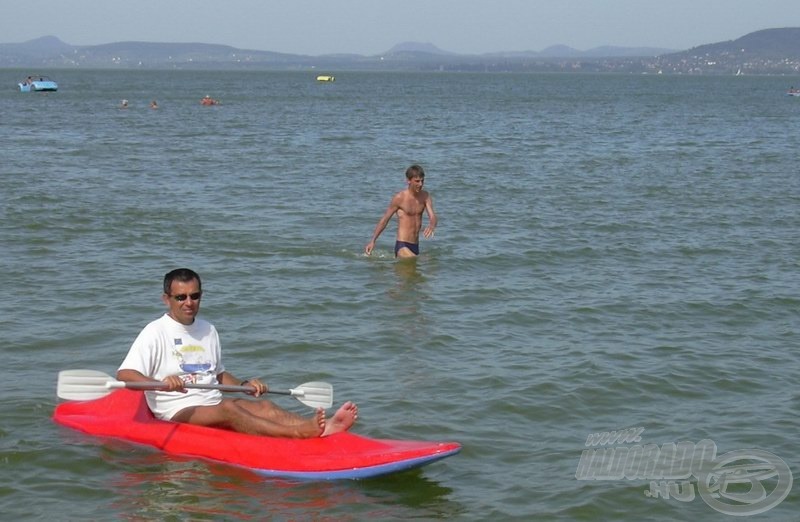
[53,389,461,480]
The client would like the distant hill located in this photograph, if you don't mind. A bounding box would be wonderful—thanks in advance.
[666,27,800,60]
[0,35,72,62]
[0,36,308,69]
[652,27,800,75]
[1,28,798,74]
[15,35,72,52]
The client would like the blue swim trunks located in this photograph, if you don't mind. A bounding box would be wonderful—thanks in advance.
[394,241,420,257]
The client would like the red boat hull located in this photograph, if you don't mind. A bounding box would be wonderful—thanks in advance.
[53,389,461,479]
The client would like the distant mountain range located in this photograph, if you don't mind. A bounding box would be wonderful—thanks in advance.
[1,28,799,74]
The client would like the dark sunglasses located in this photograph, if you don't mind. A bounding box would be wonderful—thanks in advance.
[170,292,202,302]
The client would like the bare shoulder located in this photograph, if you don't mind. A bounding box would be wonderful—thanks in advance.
[389,190,406,205]
[393,189,412,203]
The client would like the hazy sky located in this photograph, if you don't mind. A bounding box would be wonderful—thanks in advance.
[4,0,799,56]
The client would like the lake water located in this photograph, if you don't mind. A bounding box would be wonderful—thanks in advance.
[1,68,799,520]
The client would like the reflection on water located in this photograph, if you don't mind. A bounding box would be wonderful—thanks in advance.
[386,257,433,347]
[360,469,461,513]
[106,446,460,520]
[393,256,422,282]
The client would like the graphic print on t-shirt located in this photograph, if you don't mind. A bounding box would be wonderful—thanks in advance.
[173,340,213,374]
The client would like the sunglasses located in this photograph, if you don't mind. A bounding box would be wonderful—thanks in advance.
[170,292,203,302]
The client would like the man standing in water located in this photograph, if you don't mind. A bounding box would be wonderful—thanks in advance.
[118,268,358,438]
[365,165,438,258]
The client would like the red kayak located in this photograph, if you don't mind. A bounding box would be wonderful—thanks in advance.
[53,389,461,480]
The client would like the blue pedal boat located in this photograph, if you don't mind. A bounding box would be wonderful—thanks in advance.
[19,76,58,92]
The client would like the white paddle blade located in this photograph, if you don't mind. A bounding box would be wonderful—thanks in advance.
[292,381,333,409]
[57,369,118,401]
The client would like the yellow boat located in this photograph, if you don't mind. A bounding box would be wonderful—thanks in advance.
[316,75,335,82]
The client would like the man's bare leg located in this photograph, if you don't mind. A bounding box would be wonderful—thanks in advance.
[237,398,317,426]
[172,398,325,438]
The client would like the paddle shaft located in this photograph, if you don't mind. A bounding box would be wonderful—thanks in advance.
[57,370,333,408]
[111,380,295,397]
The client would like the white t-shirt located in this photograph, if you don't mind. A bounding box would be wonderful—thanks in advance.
[118,313,226,420]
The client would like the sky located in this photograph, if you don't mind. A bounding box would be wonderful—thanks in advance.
[3,0,800,56]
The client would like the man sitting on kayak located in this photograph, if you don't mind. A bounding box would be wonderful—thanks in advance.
[117,268,357,438]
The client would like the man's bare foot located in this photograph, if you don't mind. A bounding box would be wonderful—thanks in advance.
[322,401,358,437]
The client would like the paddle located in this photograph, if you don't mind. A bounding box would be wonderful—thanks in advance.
[57,369,333,409]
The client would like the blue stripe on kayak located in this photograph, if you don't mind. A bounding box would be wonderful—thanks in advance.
[251,446,461,480]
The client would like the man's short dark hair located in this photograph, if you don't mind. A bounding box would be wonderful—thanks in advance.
[405,164,425,180]
[163,268,202,294]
